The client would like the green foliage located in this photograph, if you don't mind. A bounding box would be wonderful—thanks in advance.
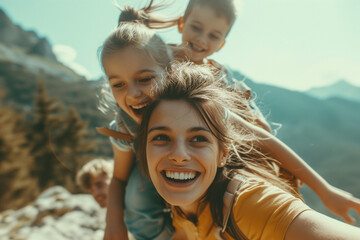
[0,91,38,211]
[27,80,97,192]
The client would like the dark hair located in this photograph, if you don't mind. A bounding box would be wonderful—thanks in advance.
[137,62,298,239]
[117,0,179,29]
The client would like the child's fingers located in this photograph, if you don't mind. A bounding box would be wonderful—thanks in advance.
[349,197,360,216]
[341,213,356,225]
[340,197,360,225]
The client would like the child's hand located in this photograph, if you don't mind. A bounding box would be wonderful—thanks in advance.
[320,185,360,225]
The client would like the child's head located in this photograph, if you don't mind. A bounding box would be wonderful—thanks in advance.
[76,158,113,208]
[177,0,240,63]
[99,2,173,123]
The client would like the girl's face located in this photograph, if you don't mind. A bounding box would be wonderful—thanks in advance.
[103,46,163,124]
[146,100,225,214]
[178,4,230,64]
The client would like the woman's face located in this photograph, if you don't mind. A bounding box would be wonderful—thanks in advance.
[102,46,163,124]
[146,100,225,214]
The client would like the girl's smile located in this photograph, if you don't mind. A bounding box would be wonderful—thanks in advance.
[102,46,162,124]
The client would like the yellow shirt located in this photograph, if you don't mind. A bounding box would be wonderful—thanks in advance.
[173,178,310,240]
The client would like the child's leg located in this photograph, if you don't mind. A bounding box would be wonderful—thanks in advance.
[124,163,174,240]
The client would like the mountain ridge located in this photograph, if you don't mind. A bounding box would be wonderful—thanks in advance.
[306,79,360,102]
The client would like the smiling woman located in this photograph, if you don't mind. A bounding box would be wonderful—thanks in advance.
[137,62,360,240]
[146,99,222,209]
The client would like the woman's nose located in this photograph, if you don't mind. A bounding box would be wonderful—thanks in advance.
[168,140,190,164]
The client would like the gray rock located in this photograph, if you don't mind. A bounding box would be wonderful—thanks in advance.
[0,186,105,240]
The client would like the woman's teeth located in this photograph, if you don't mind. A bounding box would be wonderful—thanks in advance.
[165,171,196,180]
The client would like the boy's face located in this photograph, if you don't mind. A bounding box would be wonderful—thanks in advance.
[90,173,111,208]
[179,4,231,64]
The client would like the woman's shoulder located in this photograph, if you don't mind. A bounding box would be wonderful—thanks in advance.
[231,175,310,239]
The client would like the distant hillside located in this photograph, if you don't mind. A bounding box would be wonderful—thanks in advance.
[0,8,112,157]
[0,8,57,62]
[236,72,360,218]
[0,8,114,211]
[306,79,360,102]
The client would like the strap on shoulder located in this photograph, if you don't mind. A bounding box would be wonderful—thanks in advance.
[221,175,246,232]
[96,127,134,142]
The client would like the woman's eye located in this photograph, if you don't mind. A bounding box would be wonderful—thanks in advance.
[191,136,208,143]
[152,134,170,142]
[139,76,154,83]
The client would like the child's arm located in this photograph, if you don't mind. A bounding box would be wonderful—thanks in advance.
[229,111,360,224]
[285,210,360,240]
[104,145,134,240]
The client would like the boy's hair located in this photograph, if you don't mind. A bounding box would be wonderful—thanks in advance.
[76,158,113,192]
[183,0,240,28]
[137,61,299,239]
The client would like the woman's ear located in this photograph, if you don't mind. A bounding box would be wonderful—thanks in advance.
[216,40,226,51]
[178,17,184,33]
[217,148,229,168]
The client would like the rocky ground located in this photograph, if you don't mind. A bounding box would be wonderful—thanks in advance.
[0,186,105,240]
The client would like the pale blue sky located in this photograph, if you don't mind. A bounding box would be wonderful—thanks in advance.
[1,0,359,90]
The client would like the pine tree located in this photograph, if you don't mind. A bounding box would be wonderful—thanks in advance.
[0,92,38,211]
[28,80,97,192]
[28,80,64,189]
[52,107,96,192]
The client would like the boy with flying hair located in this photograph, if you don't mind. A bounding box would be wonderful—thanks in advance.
[174,0,271,132]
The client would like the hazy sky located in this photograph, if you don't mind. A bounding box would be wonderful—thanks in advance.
[1,0,359,91]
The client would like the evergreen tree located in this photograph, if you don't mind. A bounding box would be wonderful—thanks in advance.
[28,80,64,189]
[52,107,96,192]
[0,92,38,211]
[28,80,97,192]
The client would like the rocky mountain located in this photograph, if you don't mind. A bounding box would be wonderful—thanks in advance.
[306,79,360,103]
[0,8,88,82]
[0,8,57,62]
[0,8,112,157]
[0,186,105,240]
[0,7,112,215]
